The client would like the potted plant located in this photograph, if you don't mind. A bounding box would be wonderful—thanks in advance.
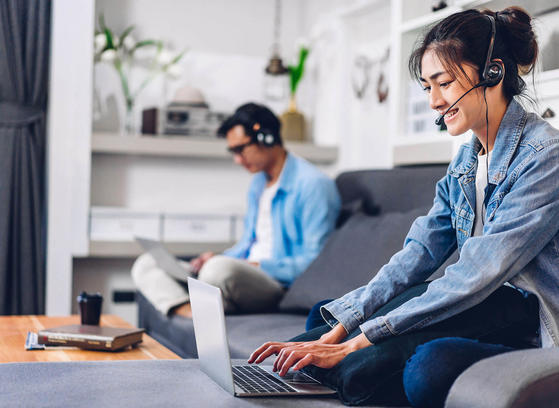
[94,15,185,136]
[281,47,309,141]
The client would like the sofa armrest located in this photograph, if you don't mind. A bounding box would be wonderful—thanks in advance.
[445,348,559,408]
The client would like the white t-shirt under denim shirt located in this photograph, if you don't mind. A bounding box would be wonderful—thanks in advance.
[473,149,492,237]
[475,149,527,297]
[248,181,279,262]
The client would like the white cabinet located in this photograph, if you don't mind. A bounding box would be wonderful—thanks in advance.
[90,207,161,242]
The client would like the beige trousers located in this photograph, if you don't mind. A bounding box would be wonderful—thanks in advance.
[131,254,284,315]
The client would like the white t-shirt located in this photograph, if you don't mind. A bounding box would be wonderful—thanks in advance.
[247,182,279,262]
[473,150,492,237]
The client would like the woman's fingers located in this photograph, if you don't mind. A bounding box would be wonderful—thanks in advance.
[253,345,280,364]
[248,342,278,363]
[278,351,311,376]
[293,353,314,371]
[248,342,298,364]
[273,347,291,372]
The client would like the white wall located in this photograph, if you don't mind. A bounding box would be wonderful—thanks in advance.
[95,0,305,58]
[46,0,94,315]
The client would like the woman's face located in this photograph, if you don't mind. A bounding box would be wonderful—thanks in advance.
[420,49,487,136]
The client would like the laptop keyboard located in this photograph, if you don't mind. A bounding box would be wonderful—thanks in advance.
[232,365,297,394]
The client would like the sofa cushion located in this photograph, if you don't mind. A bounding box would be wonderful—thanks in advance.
[138,291,307,358]
[279,207,431,313]
[0,360,358,407]
[335,166,447,214]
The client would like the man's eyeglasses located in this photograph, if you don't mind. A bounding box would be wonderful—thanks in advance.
[227,141,255,155]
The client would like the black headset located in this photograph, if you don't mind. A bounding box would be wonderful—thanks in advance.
[479,15,504,88]
[234,110,280,147]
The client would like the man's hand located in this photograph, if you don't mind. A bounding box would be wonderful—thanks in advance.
[190,252,214,274]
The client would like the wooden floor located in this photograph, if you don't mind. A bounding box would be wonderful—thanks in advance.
[0,314,180,363]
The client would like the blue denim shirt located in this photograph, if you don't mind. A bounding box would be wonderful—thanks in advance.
[224,153,341,286]
[322,99,559,347]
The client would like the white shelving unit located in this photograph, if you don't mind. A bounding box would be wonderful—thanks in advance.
[87,132,338,258]
[88,240,233,258]
[91,132,338,164]
[389,0,559,166]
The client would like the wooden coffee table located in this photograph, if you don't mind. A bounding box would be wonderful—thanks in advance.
[0,314,180,363]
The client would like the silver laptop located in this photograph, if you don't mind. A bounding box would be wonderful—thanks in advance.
[188,277,336,397]
[135,236,194,282]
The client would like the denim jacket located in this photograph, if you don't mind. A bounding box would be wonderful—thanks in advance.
[224,153,341,286]
[322,99,559,347]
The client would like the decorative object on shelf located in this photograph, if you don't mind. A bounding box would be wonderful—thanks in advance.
[94,15,185,136]
[280,46,309,141]
[542,107,555,119]
[431,1,447,12]
[376,48,390,103]
[263,0,289,102]
[141,86,226,137]
[351,47,390,103]
[352,55,373,99]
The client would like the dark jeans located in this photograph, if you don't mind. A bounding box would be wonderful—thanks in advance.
[403,337,516,408]
[294,282,539,406]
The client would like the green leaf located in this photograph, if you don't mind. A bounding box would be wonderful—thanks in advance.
[289,47,309,94]
[170,50,187,65]
[133,39,159,50]
[288,47,309,95]
[104,28,114,49]
[120,25,135,44]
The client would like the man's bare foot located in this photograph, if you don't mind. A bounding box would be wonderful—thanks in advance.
[173,303,192,318]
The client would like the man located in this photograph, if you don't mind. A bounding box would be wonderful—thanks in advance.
[132,103,341,317]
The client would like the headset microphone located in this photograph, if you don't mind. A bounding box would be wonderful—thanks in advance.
[434,83,483,126]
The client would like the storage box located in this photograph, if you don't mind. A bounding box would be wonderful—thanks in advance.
[162,214,234,242]
[90,207,161,241]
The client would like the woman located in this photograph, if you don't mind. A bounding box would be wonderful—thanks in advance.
[249,7,559,407]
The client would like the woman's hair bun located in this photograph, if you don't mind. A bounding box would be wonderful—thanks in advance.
[493,6,538,75]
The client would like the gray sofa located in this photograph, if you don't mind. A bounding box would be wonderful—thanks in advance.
[137,165,455,359]
[4,166,556,408]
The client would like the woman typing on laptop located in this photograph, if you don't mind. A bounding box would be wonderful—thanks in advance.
[250,7,559,407]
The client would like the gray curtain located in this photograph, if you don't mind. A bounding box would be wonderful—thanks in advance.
[0,0,51,314]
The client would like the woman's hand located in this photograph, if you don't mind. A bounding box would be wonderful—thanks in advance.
[272,333,373,376]
[248,324,348,365]
[248,341,309,365]
[248,325,372,376]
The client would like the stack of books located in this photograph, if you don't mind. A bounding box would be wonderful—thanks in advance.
[35,325,144,351]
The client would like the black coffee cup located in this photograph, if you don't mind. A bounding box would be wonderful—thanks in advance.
[77,292,103,325]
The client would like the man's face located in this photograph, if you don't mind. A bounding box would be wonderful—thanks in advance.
[226,125,270,173]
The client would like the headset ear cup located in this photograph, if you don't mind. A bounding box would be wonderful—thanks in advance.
[484,62,503,87]
[255,129,276,146]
